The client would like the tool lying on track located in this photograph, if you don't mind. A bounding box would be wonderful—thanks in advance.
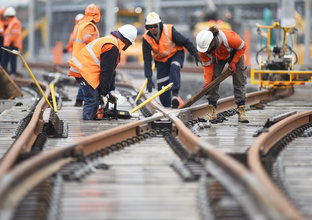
[130,82,173,114]
[96,95,131,119]
[2,47,53,109]
[180,67,232,108]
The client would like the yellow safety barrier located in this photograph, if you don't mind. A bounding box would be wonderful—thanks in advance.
[251,68,312,88]
[49,83,58,112]
[2,47,53,108]
[130,82,173,114]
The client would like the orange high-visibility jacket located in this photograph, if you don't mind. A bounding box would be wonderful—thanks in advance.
[68,35,125,90]
[69,22,99,78]
[143,24,185,63]
[3,16,22,50]
[198,28,246,84]
[0,19,4,37]
[72,21,99,57]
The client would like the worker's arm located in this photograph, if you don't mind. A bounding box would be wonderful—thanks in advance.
[142,38,153,79]
[228,31,246,64]
[171,26,197,55]
[81,24,98,44]
[98,44,119,96]
[65,32,74,52]
[199,52,214,85]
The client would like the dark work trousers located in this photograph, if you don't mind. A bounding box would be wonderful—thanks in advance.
[206,55,247,106]
[77,77,99,120]
[75,77,84,102]
[1,45,18,75]
[0,36,3,64]
[155,50,184,107]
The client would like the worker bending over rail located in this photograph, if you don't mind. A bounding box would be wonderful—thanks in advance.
[196,26,249,123]
[1,7,22,76]
[142,12,202,108]
[68,4,100,107]
[68,24,137,120]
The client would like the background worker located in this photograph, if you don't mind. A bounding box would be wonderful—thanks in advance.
[1,7,22,76]
[142,12,202,108]
[0,6,6,63]
[196,26,249,123]
[63,13,84,54]
[69,4,100,107]
[68,24,137,120]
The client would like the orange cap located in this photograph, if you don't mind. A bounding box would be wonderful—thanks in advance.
[84,4,101,23]
[85,4,100,16]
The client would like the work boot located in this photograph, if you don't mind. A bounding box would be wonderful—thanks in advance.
[203,104,217,120]
[74,99,83,107]
[237,105,249,123]
[171,96,179,108]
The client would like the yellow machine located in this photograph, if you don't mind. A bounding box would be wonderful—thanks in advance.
[251,21,312,89]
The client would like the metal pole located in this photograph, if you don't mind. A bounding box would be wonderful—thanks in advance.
[105,0,116,35]
[28,0,35,60]
[45,0,52,56]
[304,0,311,64]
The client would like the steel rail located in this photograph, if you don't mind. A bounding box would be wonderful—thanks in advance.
[0,77,59,179]
[0,72,299,219]
[167,115,287,219]
[248,111,312,220]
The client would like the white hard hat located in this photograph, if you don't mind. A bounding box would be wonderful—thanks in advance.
[4,7,16,17]
[75,13,84,21]
[196,30,214,53]
[145,12,161,25]
[118,24,137,45]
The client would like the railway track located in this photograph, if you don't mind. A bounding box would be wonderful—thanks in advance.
[0,66,311,220]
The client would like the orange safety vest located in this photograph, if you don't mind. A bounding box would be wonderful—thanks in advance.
[72,21,99,57]
[143,24,185,62]
[199,28,246,84]
[3,16,22,50]
[68,35,124,90]
[0,19,4,37]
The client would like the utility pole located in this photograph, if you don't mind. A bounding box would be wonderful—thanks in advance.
[304,0,311,64]
[28,0,35,60]
[105,0,116,35]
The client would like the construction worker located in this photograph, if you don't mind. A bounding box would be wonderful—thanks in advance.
[63,13,84,54]
[0,6,6,63]
[1,7,22,76]
[142,12,202,108]
[196,26,249,123]
[69,4,100,107]
[68,24,137,120]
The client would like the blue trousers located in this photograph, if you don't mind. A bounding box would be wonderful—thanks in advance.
[75,78,84,101]
[1,46,18,75]
[156,50,184,107]
[77,77,99,120]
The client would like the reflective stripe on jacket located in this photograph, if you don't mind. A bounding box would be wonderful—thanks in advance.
[3,17,22,50]
[72,21,99,57]
[143,24,184,62]
[68,35,124,89]
[199,28,246,84]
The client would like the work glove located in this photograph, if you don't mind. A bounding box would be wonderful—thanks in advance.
[229,62,236,73]
[63,48,68,54]
[108,92,118,104]
[147,78,155,93]
[194,54,202,66]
